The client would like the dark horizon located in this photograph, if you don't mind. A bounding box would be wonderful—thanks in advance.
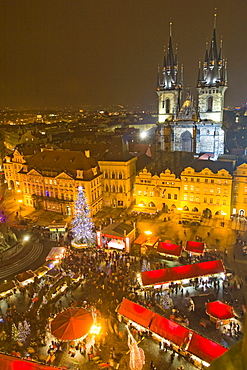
[0,1,246,110]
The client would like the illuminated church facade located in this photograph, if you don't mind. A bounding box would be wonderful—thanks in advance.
[156,16,227,160]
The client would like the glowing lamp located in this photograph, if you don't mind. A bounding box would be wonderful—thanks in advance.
[90,324,101,335]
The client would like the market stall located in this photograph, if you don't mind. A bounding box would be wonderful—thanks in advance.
[96,222,135,253]
[0,353,61,370]
[15,270,36,286]
[206,300,234,327]
[118,298,155,329]
[33,265,50,278]
[149,313,190,347]
[139,260,225,287]
[0,280,16,298]
[157,242,182,258]
[187,331,228,365]
[46,246,66,261]
[185,241,205,255]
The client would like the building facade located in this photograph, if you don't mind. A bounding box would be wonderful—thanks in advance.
[232,163,247,217]
[99,137,137,209]
[135,165,232,218]
[156,16,227,160]
[4,149,102,217]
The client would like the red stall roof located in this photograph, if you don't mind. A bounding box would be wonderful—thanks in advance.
[196,260,225,276]
[140,260,225,287]
[185,241,205,254]
[157,242,182,257]
[187,332,228,364]
[118,298,155,329]
[150,313,190,347]
[0,353,61,370]
[134,234,147,245]
[206,300,234,320]
[141,268,171,286]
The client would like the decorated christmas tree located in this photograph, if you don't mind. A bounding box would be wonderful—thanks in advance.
[71,186,95,248]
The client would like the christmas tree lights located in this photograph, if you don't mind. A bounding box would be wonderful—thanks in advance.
[71,186,95,248]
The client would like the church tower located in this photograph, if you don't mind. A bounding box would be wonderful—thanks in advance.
[156,23,183,123]
[197,13,227,123]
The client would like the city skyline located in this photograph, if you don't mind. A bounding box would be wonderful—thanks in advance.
[0,1,247,109]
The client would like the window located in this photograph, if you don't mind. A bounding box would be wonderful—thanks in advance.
[204,197,207,203]
[196,187,199,192]
[168,194,171,199]
[184,185,188,190]
[223,199,226,205]
[204,188,208,193]
[210,188,214,193]
[190,185,194,191]
[207,96,213,111]
[216,198,220,205]
[196,197,199,202]
[119,172,122,179]
[144,191,147,196]
[105,172,108,179]
[205,179,208,183]
[210,198,213,204]
[118,200,123,206]
[138,190,142,196]
[46,190,49,197]
[166,99,170,113]
[190,195,194,201]
[150,191,153,197]
[245,187,247,193]
[174,194,177,200]
[196,178,200,183]
[112,172,115,179]
[184,194,188,200]
[112,185,116,193]
[191,178,194,182]
[217,188,221,194]
[224,189,228,194]
[119,186,123,193]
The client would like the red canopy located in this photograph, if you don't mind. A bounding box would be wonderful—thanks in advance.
[206,300,234,320]
[140,260,225,287]
[187,332,228,364]
[0,353,61,370]
[150,313,190,347]
[51,307,93,341]
[157,242,182,257]
[118,298,155,328]
[185,241,205,254]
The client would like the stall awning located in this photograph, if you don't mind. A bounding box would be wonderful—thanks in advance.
[150,313,190,347]
[145,236,159,247]
[206,300,234,320]
[187,332,228,364]
[185,241,205,254]
[140,260,225,287]
[0,353,62,369]
[157,242,182,257]
[118,298,155,329]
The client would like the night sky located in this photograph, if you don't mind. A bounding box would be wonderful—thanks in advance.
[0,0,246,110]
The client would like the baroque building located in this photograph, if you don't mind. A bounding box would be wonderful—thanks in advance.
[156,16,227,164]
[231,163,247,217]
[4,149,102,216]
[99,137,137,209]
[135,164,232,218]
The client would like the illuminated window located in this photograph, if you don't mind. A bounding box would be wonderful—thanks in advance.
[210,198,213,203]
[190,185,194,191]
[144,191,147,196]
[184,185,188,190]
[168,194,171,199]
[245,187,247,192]
[174,194,177,200]
[196,178,200,182]
[184,194,188,200]
[210,188,214,193]
[216,198,220,205]
[190,195,194,201]
[204,197,207,203]
[196,187,199,192]
[223,199,226,205]
[217,188,221,194]
[196,197,199,202]
[150,192,153,197]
